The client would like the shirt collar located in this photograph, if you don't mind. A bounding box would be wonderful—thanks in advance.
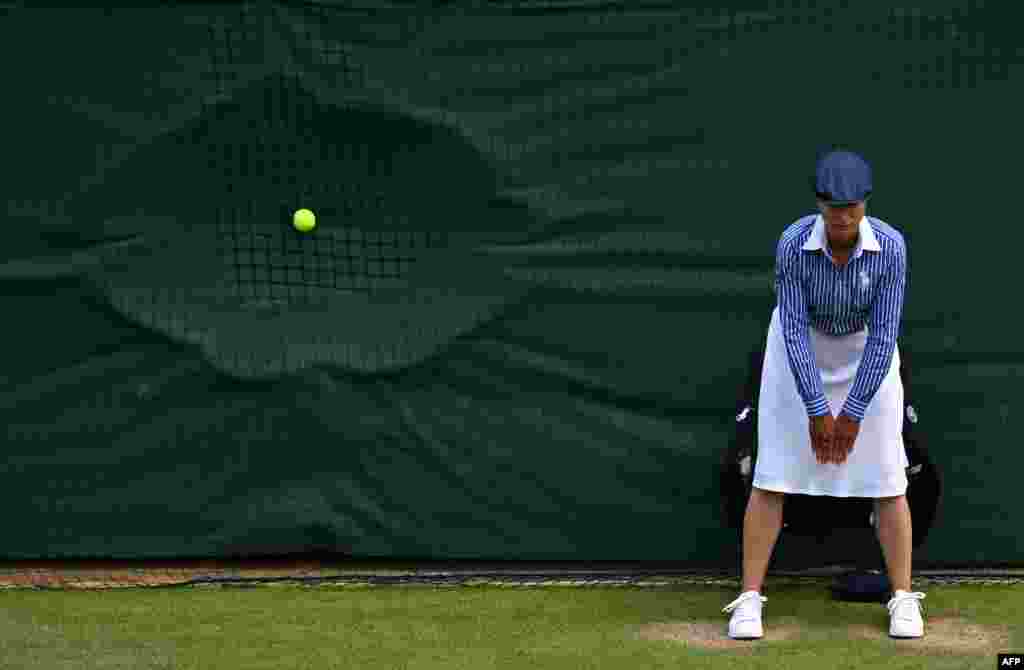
[802,214,881,258]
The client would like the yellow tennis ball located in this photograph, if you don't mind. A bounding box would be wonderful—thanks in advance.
[293,208,316,232]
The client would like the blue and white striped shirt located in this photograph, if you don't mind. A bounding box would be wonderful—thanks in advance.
[775,214,907,422]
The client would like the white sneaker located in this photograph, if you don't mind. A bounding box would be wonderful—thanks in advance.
[723,590,767,639]
[887,590,926,638]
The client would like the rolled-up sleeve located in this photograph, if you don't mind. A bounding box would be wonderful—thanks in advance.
[840,238,907,422]
[776,238,830,417]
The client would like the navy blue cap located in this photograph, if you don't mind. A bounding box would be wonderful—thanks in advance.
[812,150,873,206]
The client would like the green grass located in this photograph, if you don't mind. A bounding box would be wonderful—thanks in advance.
[1,582,1020,669]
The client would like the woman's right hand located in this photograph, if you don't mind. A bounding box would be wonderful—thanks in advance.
[809,414,836,464]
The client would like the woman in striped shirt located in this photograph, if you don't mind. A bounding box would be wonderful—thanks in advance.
[723,149,927,640]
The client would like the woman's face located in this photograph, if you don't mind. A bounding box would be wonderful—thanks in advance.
[817,199,866,248]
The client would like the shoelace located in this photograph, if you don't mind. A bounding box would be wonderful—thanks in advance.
[887,592,926,619]
[722,592,767,614]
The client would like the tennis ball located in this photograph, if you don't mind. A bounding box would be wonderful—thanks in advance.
[293,208,316,232]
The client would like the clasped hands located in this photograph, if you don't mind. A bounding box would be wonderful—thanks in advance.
[809,413,860,465]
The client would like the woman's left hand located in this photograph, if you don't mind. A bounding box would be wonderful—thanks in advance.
[833,414,860,464]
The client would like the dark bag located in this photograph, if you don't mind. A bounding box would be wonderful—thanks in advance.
[830,570,893,602]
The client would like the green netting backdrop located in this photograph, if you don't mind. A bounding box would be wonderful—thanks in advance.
[2,0,1021,562]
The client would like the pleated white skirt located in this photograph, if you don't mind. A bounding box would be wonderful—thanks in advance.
[753,306,909,498]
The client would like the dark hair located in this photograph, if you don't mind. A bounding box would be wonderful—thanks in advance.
[815,191,872,202]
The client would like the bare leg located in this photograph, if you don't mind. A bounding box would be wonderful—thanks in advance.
[875,495,913,592]
[741,487,786,593]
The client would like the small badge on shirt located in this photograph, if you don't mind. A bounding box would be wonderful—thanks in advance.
[859,270,871,290]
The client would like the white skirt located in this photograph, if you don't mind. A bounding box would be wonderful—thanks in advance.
[753,306,909,498]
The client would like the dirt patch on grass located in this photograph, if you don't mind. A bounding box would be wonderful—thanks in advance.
[630,616,1010,655]
[630,619,802,651]
[847,616,1012,656]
